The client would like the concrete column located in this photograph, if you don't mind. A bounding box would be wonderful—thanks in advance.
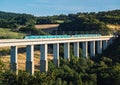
[82,42,88,58]
[97,41,102,54]
[53,43,59,67]
[103,40,108,50]
[26,45,34,75]
[40,44,48,72]
[74,42,79,57]
[64,43,70,61]
[10,46,18,74]
[90,41,95,57]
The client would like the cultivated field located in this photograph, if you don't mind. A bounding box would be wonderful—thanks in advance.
[35,24,59,29]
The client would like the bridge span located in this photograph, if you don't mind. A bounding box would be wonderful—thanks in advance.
[0,35,114,75]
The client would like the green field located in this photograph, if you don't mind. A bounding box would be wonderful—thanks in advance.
[55,20,64,23]
[0,28,26,39]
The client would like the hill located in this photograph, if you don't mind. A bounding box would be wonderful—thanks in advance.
[0,10,120,35]
[58,10,120,34]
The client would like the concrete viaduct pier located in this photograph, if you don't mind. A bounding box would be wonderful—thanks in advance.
[0,35,114,75]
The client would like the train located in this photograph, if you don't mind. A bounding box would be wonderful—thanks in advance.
[24,34,101,39]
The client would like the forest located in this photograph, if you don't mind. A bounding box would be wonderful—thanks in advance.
[0,10,120,35]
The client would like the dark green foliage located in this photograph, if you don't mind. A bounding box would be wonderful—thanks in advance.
[96,10,120,24]
[103,37,120,64]
[0,11,35,28]
[0,49,10,56]
[36,17,54,24]
[58,16,111,35]
[0,10,120,33]
[0,54,120,85]
[19,24,48,35]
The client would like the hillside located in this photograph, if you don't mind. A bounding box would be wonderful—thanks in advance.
[58,10,120,34]
[0,10,120,35]
[103,37,120,63]
[35,24,59,34]
[0,28,26,39]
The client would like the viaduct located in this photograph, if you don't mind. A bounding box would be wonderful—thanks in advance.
[0,35,114,75]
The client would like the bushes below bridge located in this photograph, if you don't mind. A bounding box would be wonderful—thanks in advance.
[0,55,120,85]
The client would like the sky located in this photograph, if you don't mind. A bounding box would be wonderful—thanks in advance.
[0,0,120,16]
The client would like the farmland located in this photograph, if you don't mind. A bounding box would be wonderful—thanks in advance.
[35,24,59,29]
[0,28,26,39]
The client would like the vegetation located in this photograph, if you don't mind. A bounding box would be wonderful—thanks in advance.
[0,28,26,39]
[96,10,120,24]
[0,10,120,36]
[0,11,46,37]
[57,10,120,34]
[58,17,111,34]
[103,37,120,63]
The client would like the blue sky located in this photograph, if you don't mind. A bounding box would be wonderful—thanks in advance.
[0,0,120,16]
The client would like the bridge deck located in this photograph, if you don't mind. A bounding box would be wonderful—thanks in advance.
[0,35,113,47]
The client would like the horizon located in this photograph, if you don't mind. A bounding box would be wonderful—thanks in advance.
[0,9,120,17]
[0,0,120,16]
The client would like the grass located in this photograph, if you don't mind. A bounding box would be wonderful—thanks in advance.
[55,20,64,23]
[0,28,26,39]
[1,50,53,71]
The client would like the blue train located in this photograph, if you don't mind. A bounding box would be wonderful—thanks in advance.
[24,34,101,39]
